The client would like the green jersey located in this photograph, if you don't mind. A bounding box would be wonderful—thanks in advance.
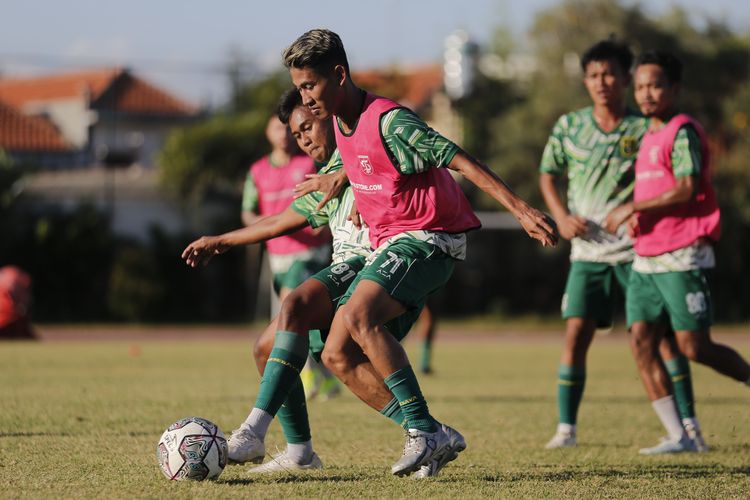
[540,107,648,263]
[291,149,371,263]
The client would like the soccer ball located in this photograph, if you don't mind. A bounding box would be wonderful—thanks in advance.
[157,417,228,481]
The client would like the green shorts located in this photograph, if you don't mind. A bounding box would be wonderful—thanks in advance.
[306,256,367,362]
[626,269,713,332]
[272,254,330,295]
[562,261,632,328]
[338,238,455,342]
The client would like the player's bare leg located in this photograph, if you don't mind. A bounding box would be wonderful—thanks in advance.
[229,280,335,467]
[674,328,750,382]
[658,332,707,450]
[630,321,694,454]
[546,317,596,448]
[330,279,462,476]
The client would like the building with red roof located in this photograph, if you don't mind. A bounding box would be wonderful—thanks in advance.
[0,68,198,168]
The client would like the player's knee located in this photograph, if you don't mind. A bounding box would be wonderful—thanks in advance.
[277,291,309,328]
[253,335,273,368]
[321,346,349,376]
[629,325,654,357]
[340,307,372,345]
[678,339,704,362]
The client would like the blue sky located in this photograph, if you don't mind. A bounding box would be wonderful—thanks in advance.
[1,0,747,107]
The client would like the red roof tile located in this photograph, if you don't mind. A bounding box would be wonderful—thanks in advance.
[0,68,195,116]
[0,69,120,108]
[0,101,68,152]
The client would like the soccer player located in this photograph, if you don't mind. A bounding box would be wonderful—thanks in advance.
[184,90,443,476]
[604,50,750,454]
[277,28,557,476]
[539,40,703,450]
[242,115,338,400]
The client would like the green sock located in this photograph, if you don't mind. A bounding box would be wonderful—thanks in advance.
[420,339,432,373]
[665,355,696,420]
[254,331,309,416]
[384,366,437,433]
[380,397,407,429]
[557,364,586,425]
[276,377,311,443]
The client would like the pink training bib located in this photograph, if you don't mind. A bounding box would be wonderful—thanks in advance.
[248,155,330,255]
[334,93,480,249]
[633,114,720,256]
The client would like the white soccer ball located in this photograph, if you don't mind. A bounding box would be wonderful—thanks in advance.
[157,416,228,481]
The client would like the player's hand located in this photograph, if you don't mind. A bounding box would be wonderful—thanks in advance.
[348,201,362,229]
[555,214,588,240]
[603,202,634,234]
[181,236,229,268]
[516,207,559,247]
[626,214,639,238]
[294,169,348,210]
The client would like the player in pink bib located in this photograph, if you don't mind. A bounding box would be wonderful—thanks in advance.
[605,51,750,454]
[276,29,557,477]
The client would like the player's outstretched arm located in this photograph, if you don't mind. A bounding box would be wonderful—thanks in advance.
[293,169,348,209]
[448,151,559,247]
[539,173,588,240]
[181,207,309,267]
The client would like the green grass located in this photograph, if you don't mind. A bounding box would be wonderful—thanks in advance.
[2,335,749,498]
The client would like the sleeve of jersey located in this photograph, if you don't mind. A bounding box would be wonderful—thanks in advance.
[380,108,459,175]
[241,171,259,212]
[671,125,702,178]
[290,151,343,228]
[538,116,568,176]
[291,195,329,228]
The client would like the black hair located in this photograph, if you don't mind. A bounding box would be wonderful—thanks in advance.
[283,28,350,76]
[580,39,633,74]
[636,50,683,85]
[277,88,303,125]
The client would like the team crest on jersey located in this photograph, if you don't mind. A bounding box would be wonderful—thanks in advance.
[358,155,373,175]
[620,136,638,157]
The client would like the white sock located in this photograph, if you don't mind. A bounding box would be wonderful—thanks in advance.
[682,417,700,431]
[241,408,273,439]
[285,440,313,463]
[557,423,576,435]
[652,396,686,442]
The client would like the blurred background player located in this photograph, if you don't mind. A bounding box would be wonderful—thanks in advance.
[605,50,750,454]
[0,266,35,340]
[539,40,702,449]
[242,116,339,400]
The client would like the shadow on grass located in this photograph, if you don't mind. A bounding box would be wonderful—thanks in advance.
[221,473,374,485]
[432,394,748,406]
[0,432,59,438]
[477,464,750,483]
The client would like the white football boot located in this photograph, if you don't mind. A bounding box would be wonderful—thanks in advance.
[638,435,696,455]
[412,424,466,479]
[227,426,265,464]
[545,429,577,449]
[683,421,709,452]
[248,450,323,473]
[391,426,451,476]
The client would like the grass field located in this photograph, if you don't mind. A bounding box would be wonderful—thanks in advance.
[2,329,749,498]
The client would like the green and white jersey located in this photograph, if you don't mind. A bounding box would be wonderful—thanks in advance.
[379,107,467,260]
[632,125,714,273]
[540,107,648,264]
[291,149,372,263]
